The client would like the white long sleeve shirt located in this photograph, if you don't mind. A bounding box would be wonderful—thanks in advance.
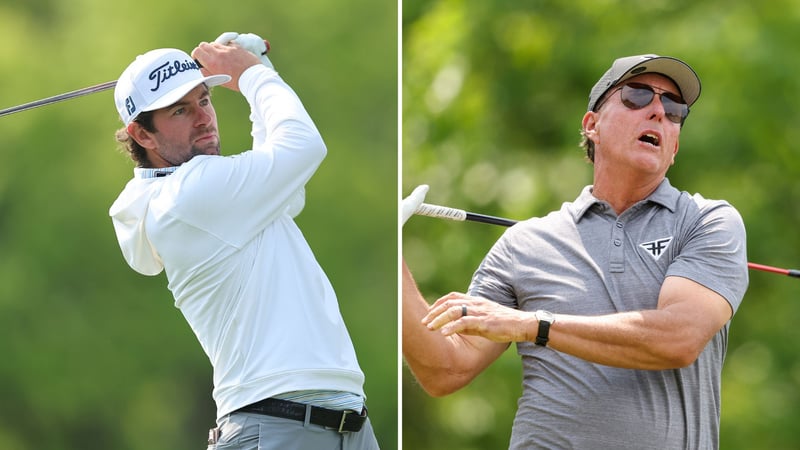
[109,64,365,419]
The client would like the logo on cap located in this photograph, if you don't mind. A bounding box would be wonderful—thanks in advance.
[125,97,136,116]
[148,59,201,93]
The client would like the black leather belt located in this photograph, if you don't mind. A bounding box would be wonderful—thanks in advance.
[237,398,367,433]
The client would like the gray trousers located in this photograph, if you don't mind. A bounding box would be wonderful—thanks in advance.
[206,411,380,450]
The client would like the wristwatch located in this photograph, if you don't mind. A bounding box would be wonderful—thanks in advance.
[534,310,556,346]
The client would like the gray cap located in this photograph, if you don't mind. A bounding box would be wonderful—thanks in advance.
[587,54,701,112]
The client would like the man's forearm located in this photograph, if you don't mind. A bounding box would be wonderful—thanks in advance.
[402,261,507,396]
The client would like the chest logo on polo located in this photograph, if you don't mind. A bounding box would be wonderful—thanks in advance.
[639,237,673,260]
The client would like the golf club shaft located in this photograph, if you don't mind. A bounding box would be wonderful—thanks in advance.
[414,202,799,278]
[0,40,273,119]
[746,262,800,278]
[0,58,209,118]
[0,80,118,117]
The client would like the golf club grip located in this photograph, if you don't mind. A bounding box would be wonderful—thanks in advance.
[414,203,518,227]
[414,203,468,222]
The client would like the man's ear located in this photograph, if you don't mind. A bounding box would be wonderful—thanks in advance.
[669,138,680,165]
[582,111,599,145]
[127,122,156,150]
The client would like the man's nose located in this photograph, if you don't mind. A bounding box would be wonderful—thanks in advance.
[195,108,213,126]
[647,94,668,121]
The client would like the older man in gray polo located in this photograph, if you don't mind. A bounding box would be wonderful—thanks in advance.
[402,54,748,449]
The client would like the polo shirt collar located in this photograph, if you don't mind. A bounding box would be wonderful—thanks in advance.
[134,166,180,179]
[570,178,680,221]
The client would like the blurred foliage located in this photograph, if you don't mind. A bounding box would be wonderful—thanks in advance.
[402,0,800,449]
[0,0,397,449]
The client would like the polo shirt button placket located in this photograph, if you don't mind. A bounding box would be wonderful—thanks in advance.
[610,221,625,272]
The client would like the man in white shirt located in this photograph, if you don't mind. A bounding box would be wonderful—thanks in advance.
[109,33,379,449]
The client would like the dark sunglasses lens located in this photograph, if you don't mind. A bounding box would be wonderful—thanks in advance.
[621,84,687,124]
[660,96,689,124]
[620,85,655,109]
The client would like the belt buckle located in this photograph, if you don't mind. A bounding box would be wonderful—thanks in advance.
[208,427,220,444]
[337,410,351,433]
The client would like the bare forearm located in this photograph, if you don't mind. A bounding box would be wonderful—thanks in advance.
[424,277,730,371]
[548,309,702,370]
[550,277,731,369]
[402,261,505,395]
[402,261,468,394]
[428,299,694,370]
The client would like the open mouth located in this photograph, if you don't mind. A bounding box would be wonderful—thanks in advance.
[638,133,660,147]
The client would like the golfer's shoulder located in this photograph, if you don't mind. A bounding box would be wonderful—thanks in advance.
[681,191,741,215]
[497,208,571,248]
[511,206,573,230]
[676,191,745,232]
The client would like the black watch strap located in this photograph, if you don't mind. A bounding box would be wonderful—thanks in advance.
[535,310,554,346]
[535,321,551,346]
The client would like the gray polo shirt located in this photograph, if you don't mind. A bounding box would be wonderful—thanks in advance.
[468,178,748,450]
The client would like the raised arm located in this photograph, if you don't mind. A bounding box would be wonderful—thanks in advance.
[191,41,261,92]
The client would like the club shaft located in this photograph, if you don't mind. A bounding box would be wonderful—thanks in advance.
[0,80,118,118]
[0,54,226,119]
[414,202,798,278]
[747,262,800,278]
[464,212,518,227]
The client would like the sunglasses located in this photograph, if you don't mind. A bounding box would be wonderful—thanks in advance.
[597,82,689,124]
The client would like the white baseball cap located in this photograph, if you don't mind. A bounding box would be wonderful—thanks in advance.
[114,48,231,125]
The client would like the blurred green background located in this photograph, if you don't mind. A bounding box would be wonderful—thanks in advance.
[403,0,800,449]
[0,0,397,449]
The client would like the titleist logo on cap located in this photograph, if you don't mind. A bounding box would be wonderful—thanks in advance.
[148,59,201,92]
[115,48,230,125]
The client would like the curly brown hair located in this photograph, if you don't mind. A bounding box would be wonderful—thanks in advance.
[115,110,156,167]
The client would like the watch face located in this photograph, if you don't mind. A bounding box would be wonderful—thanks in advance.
[537,310,555,323]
